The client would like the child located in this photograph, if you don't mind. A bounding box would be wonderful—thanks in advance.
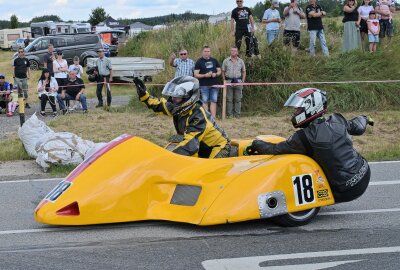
[68,56,84,79]
[7,86,19,117]
[367,11,380,53]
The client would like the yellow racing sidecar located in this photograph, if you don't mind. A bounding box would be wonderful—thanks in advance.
[34,134,335,227]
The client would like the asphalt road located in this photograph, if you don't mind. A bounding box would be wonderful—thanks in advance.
[0,161,399,270]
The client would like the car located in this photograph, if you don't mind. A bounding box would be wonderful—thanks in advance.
[10,38,26,51]
[12,33,104,70]
[34,134,335,227]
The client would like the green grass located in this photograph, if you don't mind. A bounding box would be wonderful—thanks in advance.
[47,164,77,177]
[0,139,30,161]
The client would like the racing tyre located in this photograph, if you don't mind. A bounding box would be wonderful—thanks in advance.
[83,57,91,67]
[271,207,320,227]
[29,60,39,70]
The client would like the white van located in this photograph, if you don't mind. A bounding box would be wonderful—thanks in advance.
[0,28,30,50]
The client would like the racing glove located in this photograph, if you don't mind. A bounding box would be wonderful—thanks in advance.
[244,140,261,156]
[133,77,147,98]
[367,116,374,126]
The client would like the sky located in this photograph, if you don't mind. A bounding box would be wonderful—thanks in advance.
[0,0,262,23]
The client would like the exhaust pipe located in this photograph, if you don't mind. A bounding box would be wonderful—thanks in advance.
[267,197,278,209]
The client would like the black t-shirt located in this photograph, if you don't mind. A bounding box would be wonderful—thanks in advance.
[231,7,252,30]
[306,4,325,30]
[194,57,221,87]
[65,78,85,98]
[43,52,54,73]
[343,6,359,23]
[13,57,30,78]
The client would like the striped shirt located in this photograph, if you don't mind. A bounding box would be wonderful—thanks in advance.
[174,58,195,77]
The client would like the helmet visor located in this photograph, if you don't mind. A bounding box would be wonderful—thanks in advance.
[284,93,305,108]
[162,81,195,98]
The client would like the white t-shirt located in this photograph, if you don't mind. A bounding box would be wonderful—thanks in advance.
[358,5,374,20]
[263,8,281,31]
[68,64,84,78]
[53,59,68,79]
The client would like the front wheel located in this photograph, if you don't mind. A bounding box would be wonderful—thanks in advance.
[29,60,39,70]
[272,207,320,227]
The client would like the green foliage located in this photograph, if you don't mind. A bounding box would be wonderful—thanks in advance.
[10,15,19,29]
[31,15,62,23]
[118,11,209,26]
[121,19,400,115]
[88,7,108,26]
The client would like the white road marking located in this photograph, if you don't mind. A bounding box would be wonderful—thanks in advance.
[243,260,361,270]
[0,178,62,184]
[0,228,62,235]
[202,246,400,270]
[369,160,400,165]
[369,180,400,186]
[320,208,400,216]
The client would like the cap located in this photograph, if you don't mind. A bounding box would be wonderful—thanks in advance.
[272,0,279,7]
[0,73,5,79]
[56,50,63,55]
[369,10,376,14]
[97,48,105,52]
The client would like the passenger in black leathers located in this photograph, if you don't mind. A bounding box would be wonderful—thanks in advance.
[245,88,374,203]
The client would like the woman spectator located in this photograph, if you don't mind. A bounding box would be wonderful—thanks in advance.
[357,0,375,42]
[38,68,58,117]
[53,50,68,94]
[342,0,362,52]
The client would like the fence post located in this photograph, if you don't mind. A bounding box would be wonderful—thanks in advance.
[222,84,227,120]
[18,92,25,126]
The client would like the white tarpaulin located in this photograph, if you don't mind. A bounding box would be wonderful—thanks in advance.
[18,114,105,171]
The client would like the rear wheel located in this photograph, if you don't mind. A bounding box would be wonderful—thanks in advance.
[82,57,91,67]
[29,60,39,70]
[272,207,320,227]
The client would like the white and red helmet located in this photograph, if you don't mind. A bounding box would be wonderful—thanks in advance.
[284,88,327,128]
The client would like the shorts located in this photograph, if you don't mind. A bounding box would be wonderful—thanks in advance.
[200,86,219,103]
[368,34,379,43]
[379,19,394,38]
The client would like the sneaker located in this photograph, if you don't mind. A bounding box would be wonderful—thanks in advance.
[40,111,46,117]
[68,106,74,112]
[6,112,13,117]
[95,104,103,108]
[83,110,88,114]
[25,103,31,109]
[62,109,67,115]
[52,112,58,117]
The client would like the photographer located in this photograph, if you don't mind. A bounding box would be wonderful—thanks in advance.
[283,0,306,49]
[37,69,58,117]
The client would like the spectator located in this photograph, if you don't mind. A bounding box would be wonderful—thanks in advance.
[222,47,246,118]
[7,86,19,117]
[367,11,380,53]
[357,0,374,43]
[12,48,31,108]
[375,0,395,42]
[94,48,113,107]
[262,0,282,45]
[43,44,55,76]
[68,56,84,79]
[37,69,58,117]
[231,0,255,57]
[306,0,329,57]
[342,0,362,53]
[169,49,195,77]
[194,46,222,118]
[283,0,306,50]
[0,73,11,114]
[57,70,88,114]
[53,50,68,94]
[24,35,31,47]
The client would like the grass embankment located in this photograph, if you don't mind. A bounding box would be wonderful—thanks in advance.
[0,19,399,175]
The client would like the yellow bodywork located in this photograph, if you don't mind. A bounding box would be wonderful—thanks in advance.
[35,135,335,226]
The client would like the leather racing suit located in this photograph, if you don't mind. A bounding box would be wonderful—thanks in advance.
[248,113,371,202]
[139,91,231,158]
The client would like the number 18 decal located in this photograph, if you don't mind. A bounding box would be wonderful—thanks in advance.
[293,174,315,206]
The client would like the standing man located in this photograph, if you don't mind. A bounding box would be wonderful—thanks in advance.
[283,0,306,49]
[169,49,195,78]
[57,70,88,114]
[13,48,31,108]
[306,0,329,57]
[231,0,255,57]
[262,0,282,45]
[0,74,11,114]
[222,47,246,118]
[194,46,222,118]
[94,48,113,107]
[43,44,55,76]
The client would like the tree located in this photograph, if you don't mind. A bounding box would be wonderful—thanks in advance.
[88,7,108,26]
[10,15,19,29]
[30,15,62,23]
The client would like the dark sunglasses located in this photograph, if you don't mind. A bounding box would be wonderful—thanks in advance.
[18,51,24,53]
[0,77,5,79]
[180,53,187,56]
[237,0,243,2]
